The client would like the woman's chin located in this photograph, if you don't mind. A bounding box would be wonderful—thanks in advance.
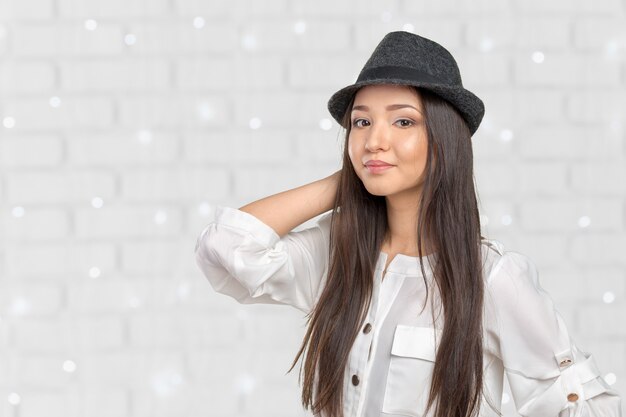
[361,180,424,199]
[362,183,392,197]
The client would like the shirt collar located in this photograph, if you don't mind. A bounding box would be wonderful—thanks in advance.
[376,251,437,277]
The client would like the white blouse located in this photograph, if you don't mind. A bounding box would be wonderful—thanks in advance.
[194,205,623,417]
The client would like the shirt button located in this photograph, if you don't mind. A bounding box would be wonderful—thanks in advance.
[363,323,372,334]
[559,358,572,367]
[352,374,360,386]
[567,393,579,402]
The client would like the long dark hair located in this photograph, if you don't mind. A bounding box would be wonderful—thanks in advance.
[288,86,499,417]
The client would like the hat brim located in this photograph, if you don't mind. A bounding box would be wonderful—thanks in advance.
[327,79,485,136]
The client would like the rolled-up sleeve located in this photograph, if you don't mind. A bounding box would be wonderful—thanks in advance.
[486,251,622,417]
[194,205,332,314]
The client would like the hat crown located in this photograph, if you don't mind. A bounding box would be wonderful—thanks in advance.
[361,31,462,86]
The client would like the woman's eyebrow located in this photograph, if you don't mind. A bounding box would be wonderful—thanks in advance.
[351,104,423,115]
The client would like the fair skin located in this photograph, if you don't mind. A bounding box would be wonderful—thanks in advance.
[348,84,433,273]
[238,83,433,275]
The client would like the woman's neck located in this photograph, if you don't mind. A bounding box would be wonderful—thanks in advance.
[384,196,434,256]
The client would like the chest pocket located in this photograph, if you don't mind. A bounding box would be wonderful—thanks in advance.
[382,325,441,417]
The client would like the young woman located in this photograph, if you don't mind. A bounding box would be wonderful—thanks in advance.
[194,32,622,417]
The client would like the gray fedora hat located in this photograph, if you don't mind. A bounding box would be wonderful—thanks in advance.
[327,31,485,136]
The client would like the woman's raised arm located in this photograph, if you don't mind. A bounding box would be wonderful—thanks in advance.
[194,170,342,313]
[239,170,341,237]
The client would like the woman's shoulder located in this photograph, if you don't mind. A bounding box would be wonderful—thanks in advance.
[480,238,536,285]
[311,209,334,236]
[288,210,334,252]
[317,209,334,225]
[480,237,505,279]
[480,238,541,296]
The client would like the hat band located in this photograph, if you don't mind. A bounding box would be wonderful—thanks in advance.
[357,65,451,85]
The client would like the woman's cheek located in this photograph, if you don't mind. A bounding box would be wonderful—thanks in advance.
[347,140,360,165]
[401,135,420,151]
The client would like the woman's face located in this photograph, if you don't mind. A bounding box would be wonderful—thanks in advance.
[348,84,429,199]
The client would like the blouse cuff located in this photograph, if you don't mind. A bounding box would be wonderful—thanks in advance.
[512,348,620,417]
[209,205,281,249]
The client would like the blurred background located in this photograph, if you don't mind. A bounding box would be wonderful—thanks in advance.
[0,0,625,416]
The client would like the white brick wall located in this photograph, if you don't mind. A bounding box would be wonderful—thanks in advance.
[0,1,624,417]
[12,24,126,56]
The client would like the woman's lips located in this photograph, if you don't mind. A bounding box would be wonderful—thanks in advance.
[365,162,393,174]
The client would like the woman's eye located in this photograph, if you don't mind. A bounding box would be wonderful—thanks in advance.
[396,119,414,127]
[352,119,369,127]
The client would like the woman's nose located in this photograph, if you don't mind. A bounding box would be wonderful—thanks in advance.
[365,123,390,152]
